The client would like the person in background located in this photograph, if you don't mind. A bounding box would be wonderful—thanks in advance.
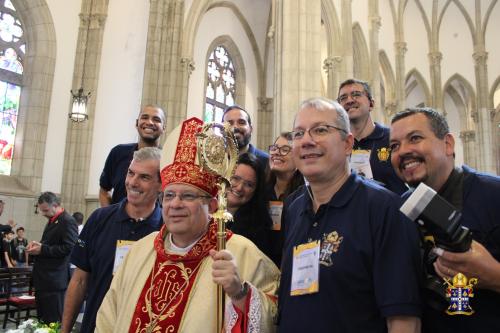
[222,105,269,168]
[10,227,28,266]
[337,78,407,194]
[226,153,276,264]
[1,230,15,268]
[267,133,305,266]
[99,105,166,207]
[27,191,78,324]
[0,199,17,233]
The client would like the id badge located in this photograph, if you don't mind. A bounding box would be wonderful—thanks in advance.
[290,240,320,296]
[269,201,283,230]
[113,240,135,274]
[350,149,373,179]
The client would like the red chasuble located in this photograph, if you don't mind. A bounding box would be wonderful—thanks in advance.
[129,221,232,333]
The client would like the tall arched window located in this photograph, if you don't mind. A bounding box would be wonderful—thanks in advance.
[0,0,24,175]
[204,45,236,122]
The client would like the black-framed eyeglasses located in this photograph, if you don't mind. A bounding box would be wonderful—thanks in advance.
[230,175,256,190]
[268,144,292,156]
[337,90,367,104]
[289,124,347,141]
[163,191,212,202]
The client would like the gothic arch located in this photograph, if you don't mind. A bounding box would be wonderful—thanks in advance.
[443,73,476,129]
[183,0,264,96]
[405,68,431,107]
[379,50,396,104]
[489,75,500,109]
[321,0,341,56]
[1,0,57,194]
[352,23,370,80]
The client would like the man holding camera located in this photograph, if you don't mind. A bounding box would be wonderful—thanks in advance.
[390,107,500,332]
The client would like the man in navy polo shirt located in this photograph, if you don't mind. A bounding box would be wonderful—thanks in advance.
[278,97,421,332]
[222,105,269,168]
[99,104,166,207]
[338,79,407,194]
[390,107,500,333]
[61,147,163,333]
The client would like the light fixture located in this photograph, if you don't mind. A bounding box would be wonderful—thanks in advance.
[69,0,93,122]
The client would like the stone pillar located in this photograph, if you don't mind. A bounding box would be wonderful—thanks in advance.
[257,97,274,148]
[472,50,495,173]
[339,0,353,81]
[61,0,108,213]
[273,0,322,133]
[323,56,342,99]
[394,41,407,112]
[142,0,185,134]
[459,130,477,169]
[368,3,383,122]
[428,51,443,111]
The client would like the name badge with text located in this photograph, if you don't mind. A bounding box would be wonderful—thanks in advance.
[350,149,373,179]
[291,240,320,296]
[113,240,135,274]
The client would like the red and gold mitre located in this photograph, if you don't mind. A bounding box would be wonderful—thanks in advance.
[160,117,219,196]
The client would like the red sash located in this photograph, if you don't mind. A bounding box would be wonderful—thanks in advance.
[129,221,232,333]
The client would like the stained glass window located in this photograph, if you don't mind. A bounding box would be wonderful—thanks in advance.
[204,45,236,122]
[0,0,24,175]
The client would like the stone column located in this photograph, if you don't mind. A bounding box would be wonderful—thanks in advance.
[273,0,322,133]
[472,50,495,173]
[459,130,477,169]
[323,56,342,99]
[428,51,443,110]
[142,0,185,134]
[339,0,353,81]
[61,0,108,213]
[394,41,407,112]
[368,4,383,122]
[257,97,274,148]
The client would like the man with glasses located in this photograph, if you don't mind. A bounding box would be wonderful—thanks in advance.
[61,147,163,333]
[277,97,421,333]
[97,117,279,333]
[338,79,407,194]
[223,105,269,168]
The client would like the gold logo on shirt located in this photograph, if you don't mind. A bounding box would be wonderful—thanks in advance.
[319,231,343,267]
[377,147,390,162]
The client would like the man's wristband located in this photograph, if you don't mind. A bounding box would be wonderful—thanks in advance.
[231,281,249,301]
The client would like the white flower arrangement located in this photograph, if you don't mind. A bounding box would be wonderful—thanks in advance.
[6,318,61,333]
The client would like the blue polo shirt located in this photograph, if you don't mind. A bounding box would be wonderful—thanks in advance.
[419,165,500,333]
[71,199,162,333]
[248,143,269,169]
[353,123,408,195]
[278,174,421,332]
[99,143,138,204]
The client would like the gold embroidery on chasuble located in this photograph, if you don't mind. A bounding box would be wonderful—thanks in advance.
[129,222,232,333]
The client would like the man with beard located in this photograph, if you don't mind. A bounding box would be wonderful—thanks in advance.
[99,104,166,207]
[337,79,407,194]
[390,107,500,333]
[222,105,269,168]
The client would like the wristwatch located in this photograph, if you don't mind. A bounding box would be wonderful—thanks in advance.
[231,281,249,301]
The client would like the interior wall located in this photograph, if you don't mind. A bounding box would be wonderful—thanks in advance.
[40,0,81,193]
[87,0,150,196]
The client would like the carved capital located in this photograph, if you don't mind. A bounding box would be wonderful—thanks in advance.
[80,13,107,29]
[394,42,407,55]
[370,16,382,31]
[472,51,488,65]
[490,108,499,121]
[257,97,273,112]
[428,52,442,66]
[180,57,195,76]
[322,56,342,74]
[384,101,398,116]
[459,130,475,142]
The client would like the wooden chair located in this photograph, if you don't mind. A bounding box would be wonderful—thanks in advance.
[0,268,11,327]
[2,266,36,328]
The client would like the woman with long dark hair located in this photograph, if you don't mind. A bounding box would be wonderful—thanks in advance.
[226,153,276,264]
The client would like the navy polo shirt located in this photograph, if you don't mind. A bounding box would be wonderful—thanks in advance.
[419,165,500,333]
[353,123,408,195]
[99,143,138,204]
[278,174,421,333]
[248,143,269,169]
[71,199,162,333]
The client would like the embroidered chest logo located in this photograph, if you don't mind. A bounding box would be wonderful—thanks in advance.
[319,231,343,267]
[377,147,390,162]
